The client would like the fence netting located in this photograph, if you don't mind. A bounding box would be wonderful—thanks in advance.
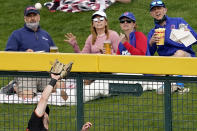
[0,72,197,130]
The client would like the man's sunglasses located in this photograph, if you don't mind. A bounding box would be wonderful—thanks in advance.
[120,19,133,24]
[92,17,105,22]
[151,1,163,6]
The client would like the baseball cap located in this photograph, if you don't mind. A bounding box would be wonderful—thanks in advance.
[92,11,107,19]
[119,12,136,22]
[150,0,165,11]
[24,6,40,16]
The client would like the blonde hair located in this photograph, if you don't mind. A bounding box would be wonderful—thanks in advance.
[91,19,109,45]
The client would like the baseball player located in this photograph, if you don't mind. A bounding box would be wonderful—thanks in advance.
[26,60,92,131]
[26,60,72,131]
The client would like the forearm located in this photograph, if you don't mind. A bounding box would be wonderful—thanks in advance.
[70,40,81,53]
[73,42,81,53]
[35,78,57,117]
[5,39,18,51]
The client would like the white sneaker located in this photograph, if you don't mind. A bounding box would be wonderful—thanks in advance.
[156,85,179,95]
[178,88,190,95]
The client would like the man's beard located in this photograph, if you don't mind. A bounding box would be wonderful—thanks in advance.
[26,22,39,30]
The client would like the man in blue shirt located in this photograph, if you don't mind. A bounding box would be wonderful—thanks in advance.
[2,6,64,98]
[147,0,196,94]
[5,6,55,52]
[147,0,197,57]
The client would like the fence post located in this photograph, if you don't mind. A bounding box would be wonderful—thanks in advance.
[76,73,84,131]
[164,77,172,131]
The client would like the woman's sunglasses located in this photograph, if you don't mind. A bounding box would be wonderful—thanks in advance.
[120,19,133,24]
[151,1,163,6]
[92,17,105,22]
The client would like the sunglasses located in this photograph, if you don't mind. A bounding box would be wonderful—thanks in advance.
[151,1,163,6]
[92,17,105,22]
[120,19,133,24]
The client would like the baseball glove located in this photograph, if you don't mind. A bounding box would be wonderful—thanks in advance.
[50,59,73,79]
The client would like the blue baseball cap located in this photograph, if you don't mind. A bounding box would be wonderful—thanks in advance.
[24,6,40,16]
[150,0,165,11]
[119,12,136,22]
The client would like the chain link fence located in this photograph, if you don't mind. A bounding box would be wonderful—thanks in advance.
[0,71,197,131]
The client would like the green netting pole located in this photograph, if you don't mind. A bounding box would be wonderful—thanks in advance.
[164,77,172,131]
[76,74,84,131]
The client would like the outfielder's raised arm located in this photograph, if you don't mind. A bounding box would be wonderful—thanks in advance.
[27,60,73,131]
[35,60,73,117]
[35,74,60,117]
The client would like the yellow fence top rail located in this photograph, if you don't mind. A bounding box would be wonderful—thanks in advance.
[0,51,197,76]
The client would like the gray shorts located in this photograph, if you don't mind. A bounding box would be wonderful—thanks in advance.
[15,77,51,93]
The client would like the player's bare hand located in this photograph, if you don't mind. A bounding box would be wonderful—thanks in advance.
[81,122,92,131]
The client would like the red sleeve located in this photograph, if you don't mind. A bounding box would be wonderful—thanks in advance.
[123,32,147,55]
[116,47,120,55]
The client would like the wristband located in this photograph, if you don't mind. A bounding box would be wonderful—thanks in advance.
[49,78,57,87]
